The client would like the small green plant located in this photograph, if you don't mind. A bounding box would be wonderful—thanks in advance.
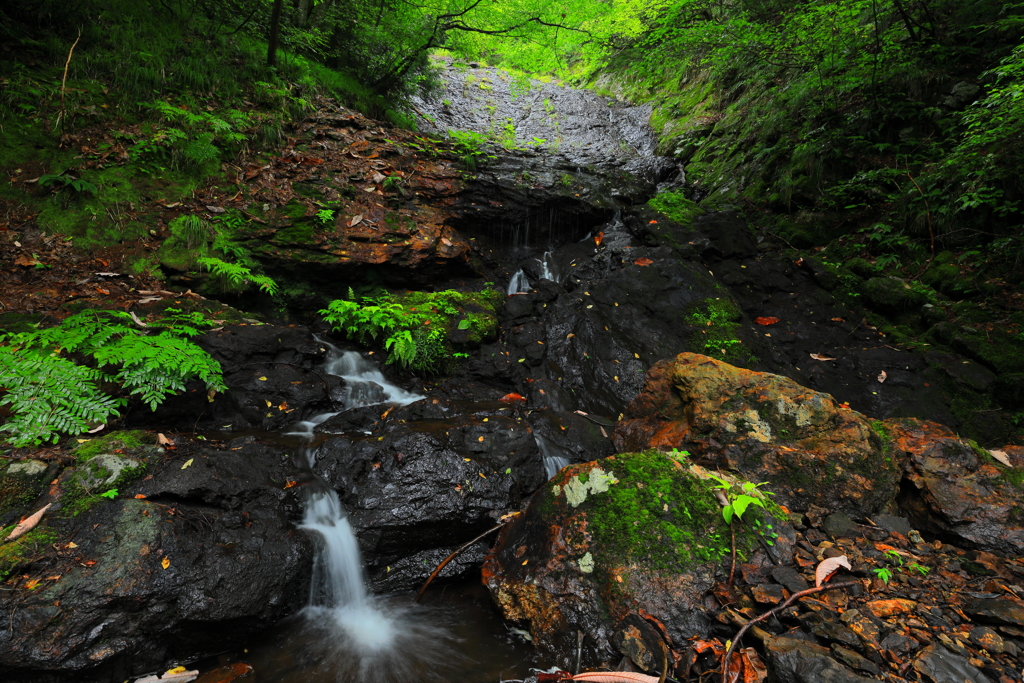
[316,208,335,223]
[382,175,405,195]
[707,474,774,525]
[170,214,209,250]
[882,548,904,566]
[448,129,495,170]
[908,562,930,576]
[100,488,119,499]
[38,173,98,197]
[873,566,895,584]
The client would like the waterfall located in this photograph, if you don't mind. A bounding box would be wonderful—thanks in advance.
[537,251,558,283]
[507,269,530,295]
[285,343,459,678]
[535,434,571,479]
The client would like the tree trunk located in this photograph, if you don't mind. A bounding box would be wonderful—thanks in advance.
[267,0,284,66]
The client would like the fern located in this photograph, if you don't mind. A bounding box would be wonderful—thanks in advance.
[0,347,123,446]
[384,330,417,367]
[197,257,279,295]
[0,310,226,446]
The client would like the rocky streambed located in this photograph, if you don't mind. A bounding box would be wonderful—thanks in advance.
[1,66,1024,683]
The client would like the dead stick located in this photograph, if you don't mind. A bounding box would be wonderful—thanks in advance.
[414,521,507,602]
[58,28,82,131]
[721,580,860,683]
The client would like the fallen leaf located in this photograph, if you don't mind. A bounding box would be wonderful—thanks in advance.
[284,480,298,489]
[133,668,199,683]
[877,370,887,383]
[815,555,852,587]
[134,494,147,499]
[66,542,78,549]
[181,458,194,470]
[6,503,52,542]
[205,205,226,214]
[740,647,769,683]
[25,578,41,590]
[86,423,106,433]
[161,556,171,570]
[810,353,837,361]
[594,231,604,246]
[831,317,845,322]
[569,673,660,683]
[14,255,41,267]
[372,171,386,183]
[349,214,363,227]
[634,257,654,266]
[989,449,1012,467]
[499,393,525,402]
[754,317,780,326]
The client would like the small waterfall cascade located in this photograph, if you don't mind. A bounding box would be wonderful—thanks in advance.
[536,250,558,282]
[288,342,421,437]
[535,434,572,479]
[285,343,456,678]
[507,269,531,295]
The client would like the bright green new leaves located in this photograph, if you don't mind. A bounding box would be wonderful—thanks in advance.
[707,473,773,525]
[0,309,226,446]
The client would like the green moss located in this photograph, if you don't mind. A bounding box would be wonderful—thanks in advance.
[63,455,149,517]
[685,298,755,367]
[0,466,48,520]
[861,277,931,312]
[578,451,752,574]
[648,191,707,224]
[0,526,58,581]
[71,431,155,463]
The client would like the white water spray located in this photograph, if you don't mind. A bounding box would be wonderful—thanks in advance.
[507,269,530,295]
[535,433,571,479]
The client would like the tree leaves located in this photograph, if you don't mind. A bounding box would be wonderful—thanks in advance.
[815,555,852,587]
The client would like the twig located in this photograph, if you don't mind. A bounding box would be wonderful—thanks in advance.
[57,29,83,133]
[721,580,860,683]
[658,639,668,683]
[727,524,736,587]
[414,520,507,602]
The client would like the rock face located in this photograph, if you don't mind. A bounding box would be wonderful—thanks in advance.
[612,353,1024,555]
[483,451,793,671]
[614,353,901,517]
[0,440,311,683]
[894,418,1024,556]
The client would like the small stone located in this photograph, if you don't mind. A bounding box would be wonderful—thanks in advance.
[751,583,786,605]
[873,513,912,536]
[772,565,810,593]
[865,598,917,618]
[823,512,861,538]
[969,626,1017,656]
[913,644,993,683]
[881,632,920,656]
[831,644,882,676]
[810,621,862,648]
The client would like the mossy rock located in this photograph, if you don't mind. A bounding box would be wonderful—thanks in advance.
[0,460,51,524]
[0,526,58,582]
[70,430,155,462]
[861,277,930,312]
[844,257,879,279]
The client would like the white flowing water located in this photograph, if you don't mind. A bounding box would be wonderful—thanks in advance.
[537,250,558,283]
[507,268,530,295]
[283,345,465,681]
[535,434,571,479]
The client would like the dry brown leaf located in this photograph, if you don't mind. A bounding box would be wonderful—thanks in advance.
[134,669,199,683]
[14,255,41,267]
[569,673,659,683]
[810,353,837,361]
[349,214,363,227]
[156,433,174,446]
[6,503,52,542]
[989,449,1012,467]
[161,556,171,570]
[634,257,654,266]
[371,172,386,184]
[877,370,887,383]
[741,647,769,683]
[815,555,852,587]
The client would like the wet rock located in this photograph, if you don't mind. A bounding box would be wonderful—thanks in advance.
[6,460,47,476]
[0,441,311,682]
[614,353,904,517]
[913,643,993,683]
[772,565,809,593]
[139,324,337,432]
[964,597,1024,627]
[764,636,876,683]
[873,512,913,535]
[969,626,1018,656]
[822,512,861,538]
[830,644,882,676]
[483,451,791,668]
[894,418,1024,555]
[0,459,53,525]
[861,276,930,312]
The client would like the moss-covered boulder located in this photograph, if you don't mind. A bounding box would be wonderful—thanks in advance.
[614,353,903,517]
[0,459,51,526]
[483,450,793,671]
[861,276,932,312]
